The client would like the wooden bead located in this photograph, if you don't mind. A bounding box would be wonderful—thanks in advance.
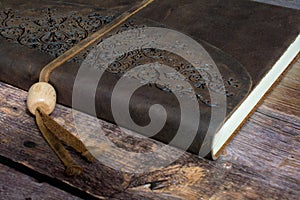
[27,82,56,115]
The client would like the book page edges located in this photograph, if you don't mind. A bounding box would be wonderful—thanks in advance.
[211,33,300,159]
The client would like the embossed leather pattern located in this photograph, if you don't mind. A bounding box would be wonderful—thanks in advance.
[0,8,115,57]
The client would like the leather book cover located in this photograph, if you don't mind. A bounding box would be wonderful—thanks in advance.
[0,0,299,157]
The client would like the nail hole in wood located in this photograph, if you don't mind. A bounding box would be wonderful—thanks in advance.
[23,141,37,148]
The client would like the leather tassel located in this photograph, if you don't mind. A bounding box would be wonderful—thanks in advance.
[36,107,95,176]
[27,82,95,176]
[36,107,95,163]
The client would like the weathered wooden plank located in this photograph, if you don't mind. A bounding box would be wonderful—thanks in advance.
[0,83,129,199]
[0,57,299,199]
[0,163,83,200]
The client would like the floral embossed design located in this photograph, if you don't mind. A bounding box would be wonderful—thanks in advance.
[0,8,114,57]
[105,46,247,108]
[106,48,222,107]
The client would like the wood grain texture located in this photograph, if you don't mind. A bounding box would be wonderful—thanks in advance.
[0,60,299,199]
[0,163,83,200]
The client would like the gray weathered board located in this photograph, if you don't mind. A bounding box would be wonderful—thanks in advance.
[0,163,83,200]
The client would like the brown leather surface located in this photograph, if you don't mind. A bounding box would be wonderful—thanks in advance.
[0,0,299,155]
[137,0,300,86]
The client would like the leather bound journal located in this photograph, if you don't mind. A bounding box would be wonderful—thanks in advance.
[0,0,299,158]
